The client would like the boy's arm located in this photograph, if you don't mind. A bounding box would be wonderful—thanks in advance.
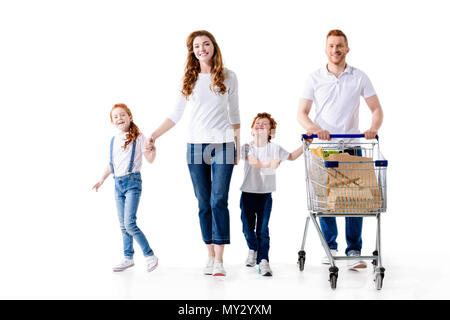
[247,154,270,169]
[288,146,304,161]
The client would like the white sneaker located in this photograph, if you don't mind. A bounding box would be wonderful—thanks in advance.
[112,258,134,272]
[258,259,272,276]
[245,249,257,267]
[212,261,226,277]
[203,256,215,275]
[321,249,338,264]
[146,255,158,272]
[347,251,367,270]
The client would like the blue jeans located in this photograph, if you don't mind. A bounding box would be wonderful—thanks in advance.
[240,192,272,263]
[187,143,235,245]
[114,172,153,259]
[320,146,363,255]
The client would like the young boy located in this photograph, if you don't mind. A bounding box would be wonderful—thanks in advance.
[240,112,304,276]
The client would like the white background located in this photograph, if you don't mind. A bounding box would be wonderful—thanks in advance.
[0,0,449,299]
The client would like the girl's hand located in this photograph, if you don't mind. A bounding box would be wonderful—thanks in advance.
[92,180,103,192]
[145,137,156,152]
[269,159,281,169]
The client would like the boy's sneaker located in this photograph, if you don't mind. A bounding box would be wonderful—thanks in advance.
[212,261,226,277]
[203,256,215,275]
[347,251,367,270]
[146,255,158,272]
[258,259,272,276]
[245,249,257,267]
[321,249,338,264]
[112,258,134,272]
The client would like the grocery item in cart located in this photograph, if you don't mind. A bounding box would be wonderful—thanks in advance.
[325,153,381,212]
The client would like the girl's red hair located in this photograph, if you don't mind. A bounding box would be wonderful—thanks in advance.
[182,30,226,98]
[110,103,141,150]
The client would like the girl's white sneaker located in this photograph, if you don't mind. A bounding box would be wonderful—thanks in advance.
[112,258,134,272]
[146,255,158,272]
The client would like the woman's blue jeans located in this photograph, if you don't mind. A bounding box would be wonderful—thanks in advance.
[114,172,153,259]
[187,143,235,245]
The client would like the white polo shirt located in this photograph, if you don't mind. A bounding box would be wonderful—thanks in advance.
[169,69,240,144]
[301,64,376,142]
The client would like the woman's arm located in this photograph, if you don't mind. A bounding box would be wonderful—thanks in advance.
[233,124,240,165]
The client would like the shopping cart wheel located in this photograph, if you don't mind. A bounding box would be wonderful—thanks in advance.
[329,267,338,290]
[372,250,378,270]
[298,250,306,271]
[374,268,385,290]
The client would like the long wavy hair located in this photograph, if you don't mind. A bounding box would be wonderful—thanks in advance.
[182,30,227,98]
[110,103,141,150]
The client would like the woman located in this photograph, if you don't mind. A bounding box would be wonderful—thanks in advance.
[147,30,240,276]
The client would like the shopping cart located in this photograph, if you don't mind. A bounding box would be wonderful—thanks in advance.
[297,134,388,290]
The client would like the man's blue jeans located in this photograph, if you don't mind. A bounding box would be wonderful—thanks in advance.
[240,192,272,263]
[319,146,363,255]
[114,172,154,259]
[187,143,235,245]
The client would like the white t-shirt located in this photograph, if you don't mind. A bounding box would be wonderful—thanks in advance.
[240,141,290,194]
[301,64,376,143]
[169,69,240,144]
[111,132,147,177]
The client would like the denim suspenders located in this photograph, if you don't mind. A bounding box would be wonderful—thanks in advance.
[110,136,137,177]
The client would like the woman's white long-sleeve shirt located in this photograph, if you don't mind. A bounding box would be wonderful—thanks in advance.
[169,69,240,144]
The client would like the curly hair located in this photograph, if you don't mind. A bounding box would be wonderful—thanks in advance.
[110,103,141,150]
[251,112,277,142]
[182,30,226,98]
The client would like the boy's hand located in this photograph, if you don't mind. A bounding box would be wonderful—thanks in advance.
[269,159,281,169]
[92,181,103,192]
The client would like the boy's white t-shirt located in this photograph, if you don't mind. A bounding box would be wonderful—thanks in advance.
[111,132,147,177]
[240,141,290,194]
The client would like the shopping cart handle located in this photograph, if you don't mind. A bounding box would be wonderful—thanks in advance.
[302,134,379,140]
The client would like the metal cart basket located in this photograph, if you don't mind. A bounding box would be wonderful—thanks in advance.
[298,134,388,289]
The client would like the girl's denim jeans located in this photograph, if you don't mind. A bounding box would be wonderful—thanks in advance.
[114,172,153,259]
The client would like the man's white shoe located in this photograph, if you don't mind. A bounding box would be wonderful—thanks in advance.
[347,251,367,270]
[245,249,257,267]
[112,258,134,272]
[258,259,272,276]
[212,261,226,277]
[146,255,158,272]
[321,249,338,265]
[203,257,215,275]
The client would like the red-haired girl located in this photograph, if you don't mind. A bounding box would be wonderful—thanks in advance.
[93,103,158,273]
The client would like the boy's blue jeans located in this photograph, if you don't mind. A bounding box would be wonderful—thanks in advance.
[240,192,272,263]
[114,172,154,259]
[319,146,363,255]
[187,143,235,245]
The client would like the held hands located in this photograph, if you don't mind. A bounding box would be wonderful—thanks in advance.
[145,136,156,152]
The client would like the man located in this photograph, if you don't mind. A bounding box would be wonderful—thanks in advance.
[297,29,383,270]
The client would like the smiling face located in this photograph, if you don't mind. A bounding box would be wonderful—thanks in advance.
[325,35,349,65]
[111,107,132,132]
[193,35,215,65]
[252,117,272,139]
